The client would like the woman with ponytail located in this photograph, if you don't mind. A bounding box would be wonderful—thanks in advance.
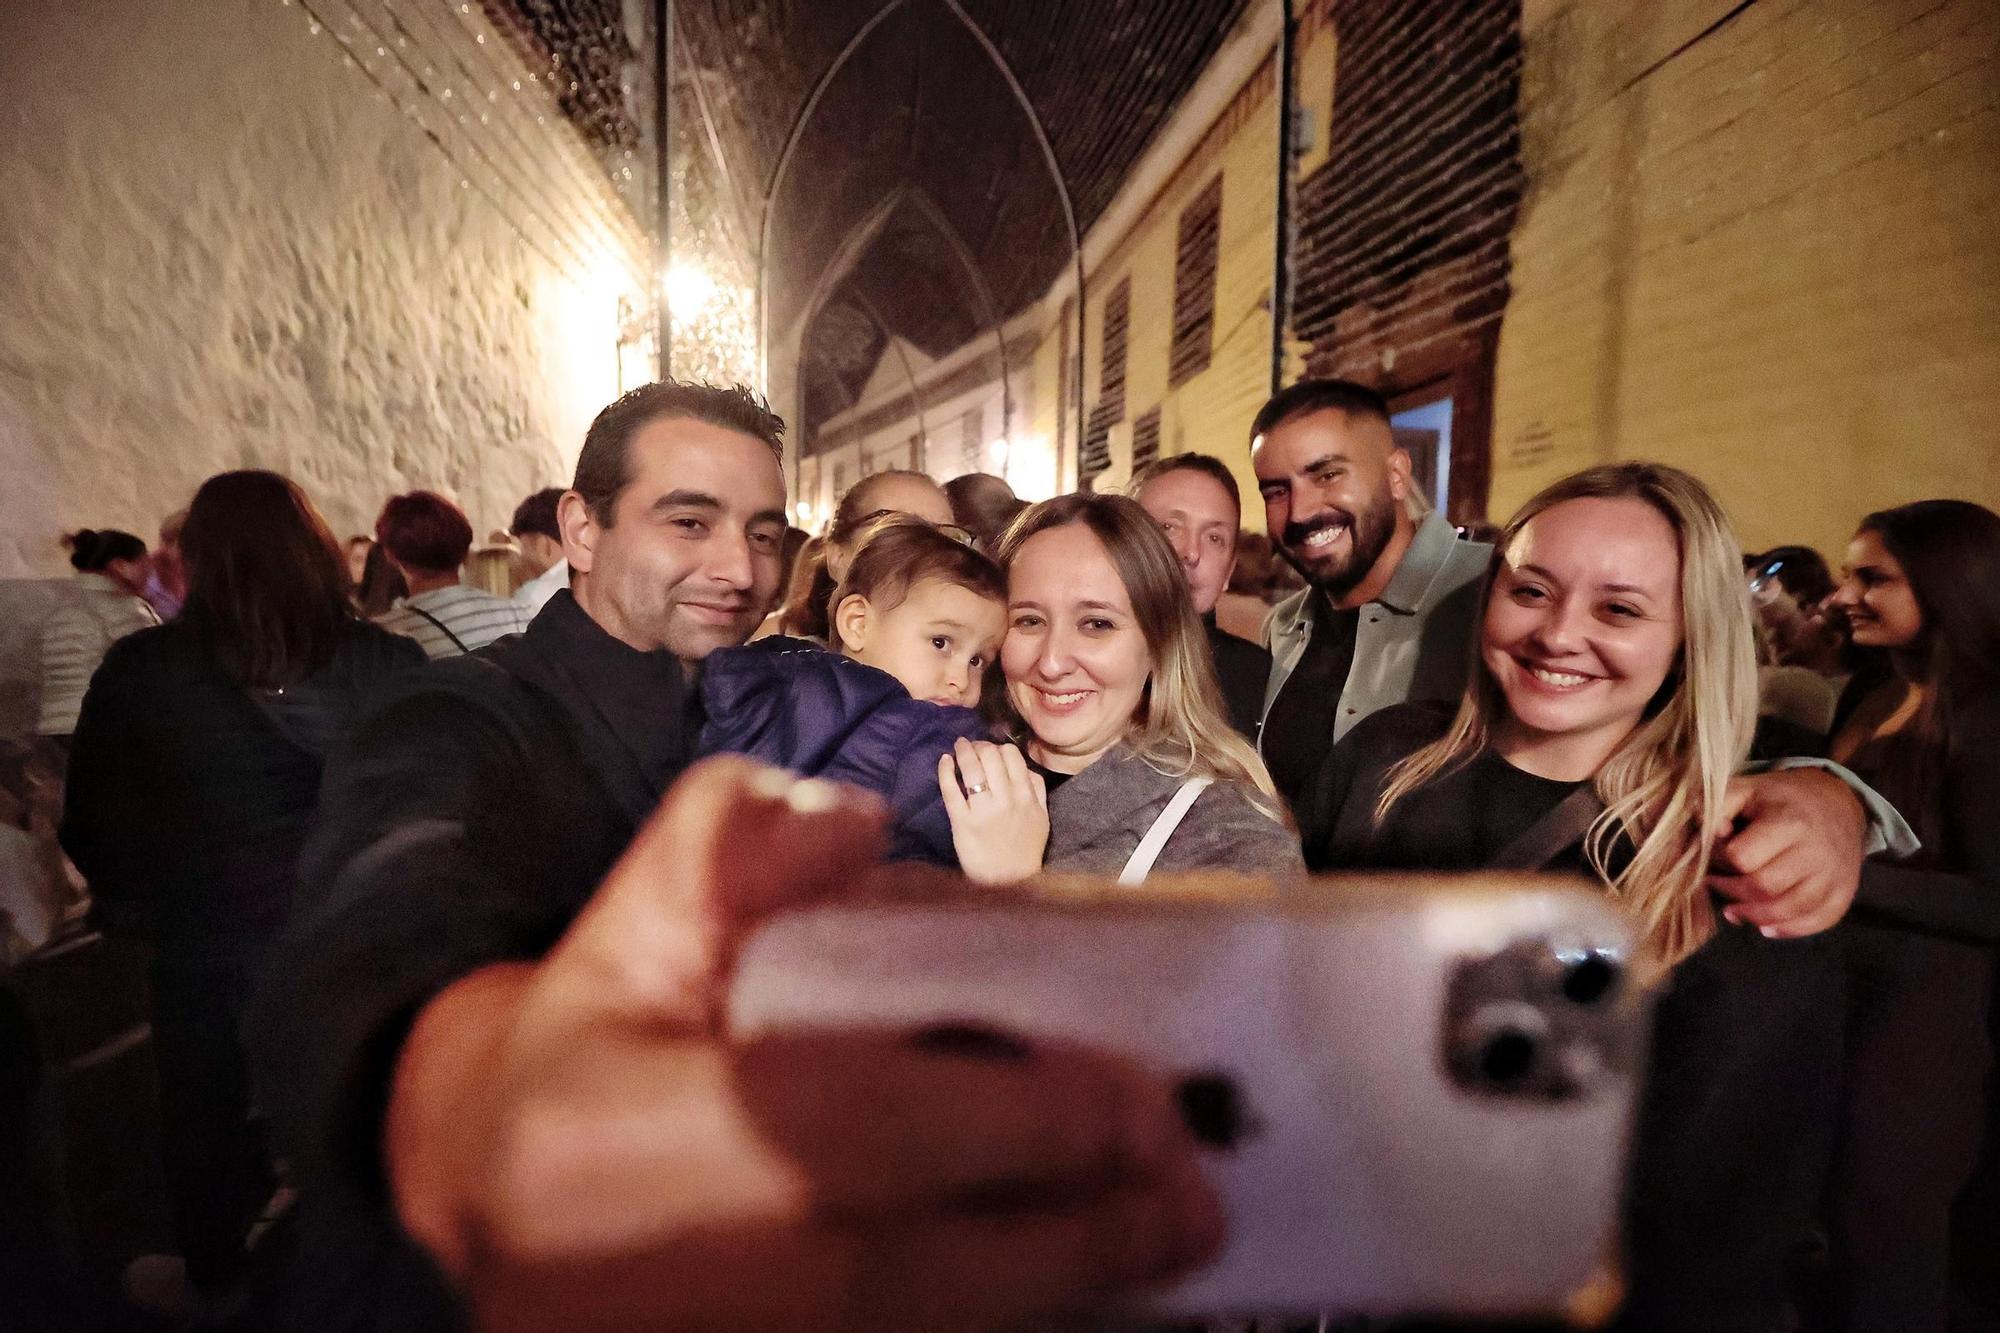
[36,527,157,750]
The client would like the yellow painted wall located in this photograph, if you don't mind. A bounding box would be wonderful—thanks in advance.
[1061,57,1284,527]
[1293,1,1338,181]
[1493,0,2000,557]
[1027,308,1067,496]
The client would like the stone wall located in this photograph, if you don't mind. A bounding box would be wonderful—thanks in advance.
[1493,0,2000,553]
[0,0,650,578]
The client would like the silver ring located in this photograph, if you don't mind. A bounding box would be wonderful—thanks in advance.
[964,782,988,796]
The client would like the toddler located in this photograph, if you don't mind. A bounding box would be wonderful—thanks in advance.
[702,515,1029,871]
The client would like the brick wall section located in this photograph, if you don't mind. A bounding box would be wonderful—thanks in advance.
[1293,0,1526,520]
[1494,0,2000,555]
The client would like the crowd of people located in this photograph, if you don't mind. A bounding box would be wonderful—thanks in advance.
[5,374,1997,1332]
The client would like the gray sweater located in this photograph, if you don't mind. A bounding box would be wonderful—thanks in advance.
[1043,745,1304,879]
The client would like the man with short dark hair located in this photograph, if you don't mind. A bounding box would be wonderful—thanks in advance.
[249,380,1214,1330]
[1249,380,1489,814]
[372,490,531,657]
[1129,454,1270,739]
[508,486,569,614]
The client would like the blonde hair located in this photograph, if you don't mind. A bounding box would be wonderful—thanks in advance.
[463,543,523,597]
[998,494,1285,821]
[1376,462,1757,970]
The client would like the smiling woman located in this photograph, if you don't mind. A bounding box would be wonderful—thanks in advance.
[1336,463,1758,967]
[982,494,1301,883]
[1817,499,2000,1329]
[1304,462,1850,1328]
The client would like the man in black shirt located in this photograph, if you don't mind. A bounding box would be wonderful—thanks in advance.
[1249,380,1490,815]
[1128,453,1272,739]
[249,382,1218,1329]
[1258,591,1359,815]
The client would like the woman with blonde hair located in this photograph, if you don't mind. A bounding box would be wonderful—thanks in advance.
[947,493,1299,881]
[1307,461,1840,1328]
[462,540,525,599]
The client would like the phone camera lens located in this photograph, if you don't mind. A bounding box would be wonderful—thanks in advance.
[1560,952,1620,1005]
[1478,1029,1539,1084]
[1176,1073,1251,1149]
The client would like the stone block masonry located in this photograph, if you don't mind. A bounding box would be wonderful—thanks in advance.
[0,0,650,576]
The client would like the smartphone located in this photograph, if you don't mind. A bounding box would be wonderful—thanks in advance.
[727,874,1647,1324]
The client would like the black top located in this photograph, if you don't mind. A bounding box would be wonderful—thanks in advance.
[1204,615,1273,743]
[1260,591,1359,816]
[1832,680,2000,944]
[59,618,424,953]
[1028,754,1076,795]
[1306,703,1585,875]
[1316,703,1844,1330]
[247,590,704,1330]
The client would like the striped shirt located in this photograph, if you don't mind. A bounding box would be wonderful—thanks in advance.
[37,574,161,736]
[375,583,532,660]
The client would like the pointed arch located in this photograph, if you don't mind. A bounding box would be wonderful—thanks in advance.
[756,0,1083,456]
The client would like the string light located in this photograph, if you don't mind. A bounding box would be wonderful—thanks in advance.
[279,0,758,386]
[287,0,643,286]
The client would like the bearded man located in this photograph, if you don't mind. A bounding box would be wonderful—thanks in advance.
[1249,379,1488,815]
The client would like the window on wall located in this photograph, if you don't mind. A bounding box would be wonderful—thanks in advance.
[1082,277,1131,488]
[1170,175,1222,387]
[1390,392,1454,515]
[1132,407,1162,471]
[1100,277,1130,421]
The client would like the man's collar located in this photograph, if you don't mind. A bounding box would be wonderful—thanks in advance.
[530,588,684,677]
[1372,511,1464,614]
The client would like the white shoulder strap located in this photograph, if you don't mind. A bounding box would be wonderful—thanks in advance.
[1118,778,1214,886]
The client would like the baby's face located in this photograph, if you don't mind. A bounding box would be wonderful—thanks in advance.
[847,578,1005,707]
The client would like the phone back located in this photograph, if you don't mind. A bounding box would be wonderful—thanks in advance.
[728,874,1647,1323]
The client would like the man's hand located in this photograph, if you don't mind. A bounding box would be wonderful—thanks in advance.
[388,758,1221,1331]
[1707,767,1867,938]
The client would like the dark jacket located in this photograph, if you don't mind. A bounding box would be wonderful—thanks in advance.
[1043,745,1303,879]
[1206,616,1271,742]
[59,618,423,951]
[1840,683,2000,943]
[248,590,703,1331]
[1317,703,1843,1330]
[699,637,991,865]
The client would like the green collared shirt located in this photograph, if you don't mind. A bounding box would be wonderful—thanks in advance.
[1259,510,1493,750]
